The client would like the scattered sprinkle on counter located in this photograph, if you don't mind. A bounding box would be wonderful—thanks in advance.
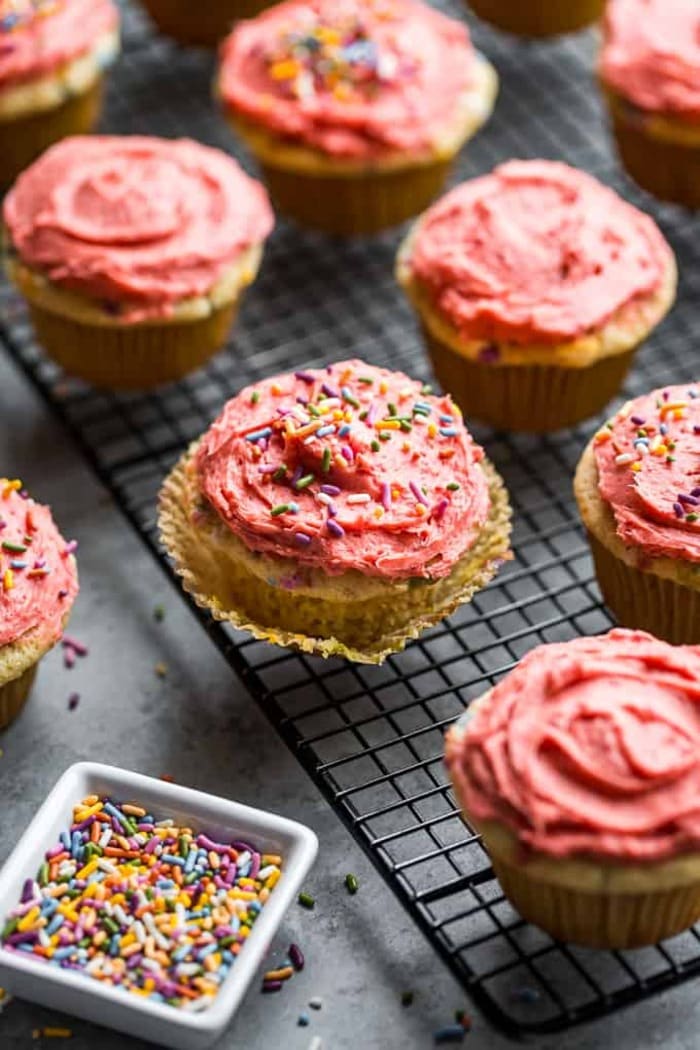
[1,795,284,1012]
[67,692,80,711]
[153,604,166,622]
[344,873,358,895]
[298,891,315,909]
[401,990,414,1006]
[154,662,168,678]
[434,1023,467,1043]
[32,1027,73,1039]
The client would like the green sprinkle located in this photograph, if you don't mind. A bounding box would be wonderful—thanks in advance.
[387,402,397,416]
[343,393,360,409]
[272,465,288,482]
[322,448,331,473]
[38,862,49,887]
[308,404,321,417]
[358,409,368,421]
[400,420,412,432]
[345,873,359,895]
[358,376,374,385]
[687,513,698,522]
[271,504,291,516]
[401,991,414,1007]
[1,541,26,554]
[446,482,460,492]
[295,474,315,491]
[250,390,260,405]
[179,835,189,857]
[298,892,315,910]
[371,440,380,452]
[420,383,433,395]
[153,603,166,623]
[667,456,676,463]
[102,917,119,935]
[379,431,392,442]
[2,917,18,939]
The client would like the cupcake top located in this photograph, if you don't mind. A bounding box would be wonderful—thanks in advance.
[0,479,78,648]
[600,0,700,122]
[3,136,274,322]
[195,360,491,580]
[406,160,672,346]
[593,384,700,563]
[446,629,700,862]
[0,0,118,90]
[218,0,478,160]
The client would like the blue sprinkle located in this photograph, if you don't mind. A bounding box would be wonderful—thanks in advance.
[245,427,273,443]
[197,943,219,960]
[315,424,335,438]
[434,1025,466,1044]
[161,853,186,867]
[439,427,458,438]
[338,423,351,437]
[298,1013,310,1027]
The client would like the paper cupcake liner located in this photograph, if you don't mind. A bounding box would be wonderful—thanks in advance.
[422,323,637,433]
[258,158,453,236]
[0,79,103,190]
[467,0,603,36]
[27,300,239,390]
[158,447,512,663]
[608,107,700,210]
[0,663,37,732]
[588,530,700,646]
[139,0,269,45]
[490,851,700,949]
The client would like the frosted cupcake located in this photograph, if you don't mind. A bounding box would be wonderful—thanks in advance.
[468,0,604,38]
[446,629,700,948]
[575,384,700,645]
[3,136,274,390]
[0,479,78,730]
[138,0,269,46]
[217,0,498,235]
[159,360,512,663]
[600,0,700,208]
[397,160,676,432]
[0,0,120,188]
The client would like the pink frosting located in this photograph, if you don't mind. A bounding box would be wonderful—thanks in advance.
[196,360,491,581]
[593,384,700,564]
[0,0,118,90]
[3,136,274,322]
[408,160,672,346]
[0,481,78,648]
[601,0,700,122]
[447,629,700,862]
[218,0,477,159]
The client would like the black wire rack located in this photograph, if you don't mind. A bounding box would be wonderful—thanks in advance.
[3,2,700,1038]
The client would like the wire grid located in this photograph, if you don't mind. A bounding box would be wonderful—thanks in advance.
[3,4,700,1037]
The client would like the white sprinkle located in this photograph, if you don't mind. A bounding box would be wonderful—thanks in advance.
[155,819,175,828]
[257,865,278,880]
[97,858,117,875]
[182,996,214,1013]
[316,492,332,506]
[308,1038,323,1050]
[99,828,113,848]
[347,493,371,504]
[309,996,323,1010]
[133,920,146,944]
[140,957,162,973]
[615,453,635,465]
[176,962,202,977]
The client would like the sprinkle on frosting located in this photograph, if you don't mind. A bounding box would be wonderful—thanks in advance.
[195,360,491,580]
[0,0,64,33]
[447,629,700,862]
[593,384,700,562]
[0,480,78,648]
[408,160,673,346]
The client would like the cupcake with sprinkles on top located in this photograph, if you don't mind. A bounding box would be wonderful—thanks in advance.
[575,384,700,645]
[0,479,78,730]
[159,360,512,663]
[0,0,120,188]
[217,0,498,235]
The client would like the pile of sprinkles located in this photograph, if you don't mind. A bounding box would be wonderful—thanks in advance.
[0,479,75,597]
[0,0,63,32]
[1,796,284,1011]
[594,386,700,526]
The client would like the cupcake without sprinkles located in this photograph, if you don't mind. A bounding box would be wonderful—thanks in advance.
[0,0,120,187]
[159,360,512,663]
[575,384,700,645]
[2,136,274,389]
[396,160,676,432]
[446,629,700,949]
[0,479,78,730]
[217,0,498,235]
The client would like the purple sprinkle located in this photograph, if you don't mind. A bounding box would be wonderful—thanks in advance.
[381,482,391,511]
[296,395,308,406]
[321,484,341,496]
[58,589,69,599]
[663,390,670,401]
[679,494,699,506]
[63,540,78,555]
[289,943,305,971]
[694,425,700,434]
[478,344,500,364]
[249,852,261,879]
[341,444,354,463]
[198,834,231,854]
[63,635,88,656]
[20,878,36,903]
[294,532,312,546]
[692,488,700,498]
[295,371,315,383]
[262,981,283,993]
[321,382,339,398]
[291,465,304,486]
[64,648,76,670]
[327,519,345,538]
[327,502,338,517]
[68,693,80,711]
[630,415,646,425]
[674,502,684,518]
[410,480,429,506]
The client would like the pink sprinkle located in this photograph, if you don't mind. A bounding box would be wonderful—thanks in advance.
[381,482,391,511]
[433,498,449,520]
[63,540,78,555]
[410,480,429,506]
[64,648,76,670]
[62,635,88,657]
[341,445,354,463]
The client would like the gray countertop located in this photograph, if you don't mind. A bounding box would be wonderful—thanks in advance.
[2,349,700,1049]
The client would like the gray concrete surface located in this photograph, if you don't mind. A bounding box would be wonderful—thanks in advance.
[2,356,700,1050]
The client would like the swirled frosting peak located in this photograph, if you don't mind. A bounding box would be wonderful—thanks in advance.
[195,360,491,580]
[219,0,477,159]
[408,160,672,345]
[3,136,274,321]
[0,479,78,648]
[447,629,700,861]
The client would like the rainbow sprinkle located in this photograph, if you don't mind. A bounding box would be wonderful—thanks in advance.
[1,796,284,1012]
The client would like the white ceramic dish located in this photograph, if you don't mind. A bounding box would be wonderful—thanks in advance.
[0,762,318,1049]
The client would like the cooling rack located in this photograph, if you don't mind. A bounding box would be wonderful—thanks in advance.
[2,1,700,1036]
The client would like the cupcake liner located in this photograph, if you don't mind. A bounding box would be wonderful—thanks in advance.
[421,323,637,433]
[608,107,700,210]
[258,158,453,236]
[467,0,603,36]
[158,446,512,663]
[139,0,272,45]
[27,300,239,390]
[0,663,37,731]
[0,79,103,190]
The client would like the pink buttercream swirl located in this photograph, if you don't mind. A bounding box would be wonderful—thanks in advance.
[593,384,700,564]
[195,360,491,580]
[0,0,118,90]
[3,136,274,322]
[0,481,78,648]
[219,0,477,159]
[600,0,700,122]
[447,629,700,862]
[408,160,672,346]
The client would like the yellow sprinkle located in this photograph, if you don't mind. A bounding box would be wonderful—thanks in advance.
[652,444,668,456]
[630,462,642,472]
[81,795,100,806]
[379,380,388,394]
[373,507,383,519]
[594,430,611,444]
[427,423,437,438]
[264,965,294,982]
[270,59,300,80]
[660,400,688,416]
[74,802,103,820]
[265,869,281,890]
[2,479,21,499]
[3,569,14,592]
[415,504,427,516]
[262,855,282,866]
[375,420,400,430]
[18,907,41,932]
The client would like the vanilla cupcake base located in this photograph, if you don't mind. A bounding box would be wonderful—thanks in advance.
[159,446,511,663]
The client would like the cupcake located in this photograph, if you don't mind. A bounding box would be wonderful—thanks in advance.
[139,0,268,46]
[159,360,512,663]
[396,160,676,433]
[217,0,498,235]
[2,136,274,390]
[0,0,120,188]
[468,0,603,38]
[575,384,700,645]
[446,629,700,949]
[0,478,78,730]
[600,0,700,209]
